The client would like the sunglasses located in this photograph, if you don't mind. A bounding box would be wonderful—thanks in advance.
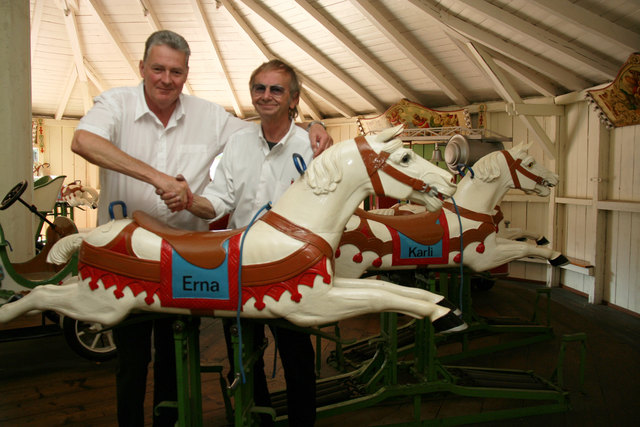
[251,84,286,97]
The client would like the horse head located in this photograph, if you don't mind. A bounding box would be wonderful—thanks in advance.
[62,181,100,209]
[348,125,456,212]
[473,142,558,197]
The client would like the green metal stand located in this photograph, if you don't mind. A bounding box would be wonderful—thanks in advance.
[329,268,555,370]
[168,282,579,426]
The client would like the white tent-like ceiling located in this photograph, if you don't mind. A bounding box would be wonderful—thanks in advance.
[30,0,640,122]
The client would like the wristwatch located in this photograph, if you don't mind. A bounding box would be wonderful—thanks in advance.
[306,120,326,131]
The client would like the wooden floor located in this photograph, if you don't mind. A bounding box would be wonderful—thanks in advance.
[1,279,639,426]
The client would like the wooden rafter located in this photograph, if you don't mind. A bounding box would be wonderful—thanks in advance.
[533,0,640,51]
[86,0,140,83]
[408,0,591,92]
[444,27,559,98]
[458,0,619,79]
[56,0,92,115]
[190,0,243,117]
[466,42,556,158]
[239,0,386,112]
[294,0,422,103]
[350,0,469,106]
[56,66,78,120]
[219,0,354,118]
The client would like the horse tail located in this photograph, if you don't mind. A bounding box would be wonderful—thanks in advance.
[47,233,88,265]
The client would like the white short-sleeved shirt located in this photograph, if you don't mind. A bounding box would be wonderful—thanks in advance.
[77,83,248,230]
[202,120,313,229]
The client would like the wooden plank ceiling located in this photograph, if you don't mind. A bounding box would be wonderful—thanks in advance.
[30,0,640,121]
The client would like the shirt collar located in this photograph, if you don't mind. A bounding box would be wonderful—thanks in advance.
[134,82,185,127]
[258,119,297,151]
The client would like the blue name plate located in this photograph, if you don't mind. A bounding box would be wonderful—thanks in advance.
[171,240,230,300]
[398,232,443,259]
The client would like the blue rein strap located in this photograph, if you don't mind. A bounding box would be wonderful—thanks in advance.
[450,196,465,314]
[293,153,307,175]
[236,202,272,383]
[456,164,475,179]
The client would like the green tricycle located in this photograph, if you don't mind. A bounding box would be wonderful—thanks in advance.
[0,179,115,361]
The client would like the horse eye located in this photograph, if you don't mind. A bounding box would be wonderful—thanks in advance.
[401,153,411,163]
[527,161,534,168]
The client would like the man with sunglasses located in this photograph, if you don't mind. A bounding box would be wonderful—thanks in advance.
[71,30,329,426]
[180,59,318,426]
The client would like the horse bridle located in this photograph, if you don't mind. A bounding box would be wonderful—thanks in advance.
[355,135,436,197]
[501,150,548,190]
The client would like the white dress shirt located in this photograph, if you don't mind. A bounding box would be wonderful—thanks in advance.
[77,83,248,230]
[202,120,313,229]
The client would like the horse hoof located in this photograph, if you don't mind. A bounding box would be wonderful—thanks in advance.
[432,311,467,334]
[536,236,550,245]
[437,298,462,317]
[550,254,569,266]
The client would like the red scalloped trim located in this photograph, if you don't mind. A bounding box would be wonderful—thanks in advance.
[80,263,160,305]
[241,257,330,310]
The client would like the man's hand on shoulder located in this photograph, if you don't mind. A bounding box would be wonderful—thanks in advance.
[307,121,333,156]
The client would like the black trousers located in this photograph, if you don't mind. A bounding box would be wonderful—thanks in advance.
[112,316,178,427]
[224,319,317,426]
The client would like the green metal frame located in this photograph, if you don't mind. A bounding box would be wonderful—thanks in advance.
[328,268,555,370]
[168,304,577,427]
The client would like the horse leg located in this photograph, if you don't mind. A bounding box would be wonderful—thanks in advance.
[333,277,464,330]
[0,278,134,326]
[333,276,453,305]
[492,238,568,266]
[284,285,448,325]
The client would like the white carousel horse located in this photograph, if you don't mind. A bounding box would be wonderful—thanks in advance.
[61,180,100,209]
[335,142,568,278]
[0,126,465,332]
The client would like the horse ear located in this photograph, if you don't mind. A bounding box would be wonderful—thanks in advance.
[511,141,531,154]
[375,124,405,142]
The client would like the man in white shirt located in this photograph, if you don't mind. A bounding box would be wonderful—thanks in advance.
[180,59,317,426]
[71,30,330,426]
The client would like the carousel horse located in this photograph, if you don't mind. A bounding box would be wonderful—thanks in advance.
[0,126,465,332]
[61,180,100,209]
[335,142,568,279]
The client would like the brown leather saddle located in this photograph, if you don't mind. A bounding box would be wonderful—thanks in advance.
[355,207,444,246]
[133,210,333,286]
[133,211,242,270]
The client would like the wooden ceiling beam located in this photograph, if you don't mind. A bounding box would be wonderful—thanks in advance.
[533,0,640,51]
[294,0,422,103]
[86,0,141,84]
[350,0,469,106]
[444,27,559,98]
[239,0,386,112]
[55,66,77,120]
[219,0,354,118]
[467,42,556,159]
[408,0,591,92]
[457,0,619,79]
[57,0,92,114]
[190,0,243,117]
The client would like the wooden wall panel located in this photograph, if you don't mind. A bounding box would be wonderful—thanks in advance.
[40,119,97,230]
